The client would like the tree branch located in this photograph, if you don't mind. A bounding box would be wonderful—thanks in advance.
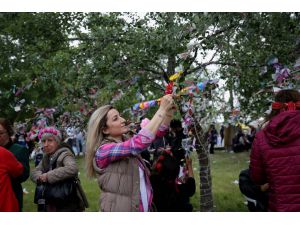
[183,47,199,75]
[200,22,239,43]
[186,59,265,75]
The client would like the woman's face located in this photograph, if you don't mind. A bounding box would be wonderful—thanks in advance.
[0,124,10,147]
[42,136,59,155]
[103,109,129,139]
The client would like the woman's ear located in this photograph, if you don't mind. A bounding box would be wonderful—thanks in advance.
[102,127,109,135]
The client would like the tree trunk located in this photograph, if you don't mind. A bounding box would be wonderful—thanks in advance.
[228,79,234,110]
[193,120,214,212]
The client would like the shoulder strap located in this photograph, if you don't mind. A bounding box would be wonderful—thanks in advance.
[50,148,73,170]
[74,177,89,208]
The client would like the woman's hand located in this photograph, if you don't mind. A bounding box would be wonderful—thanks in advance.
[159,94,175,113]
[38,173,48,183]
[160,94,176,125]
[185,156,194,178]
[260,183,269,192]
[145,95,176,135]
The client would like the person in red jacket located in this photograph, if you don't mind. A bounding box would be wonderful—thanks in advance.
[250,89,300,211]
[0,146,24,212]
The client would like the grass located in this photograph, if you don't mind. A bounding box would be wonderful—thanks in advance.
[209,151,250,212]
[22,150,250,212]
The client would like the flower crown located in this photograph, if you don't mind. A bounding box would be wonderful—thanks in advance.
[38,127,61,140]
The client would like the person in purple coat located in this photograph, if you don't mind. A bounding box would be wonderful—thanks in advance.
[250,89,300,211]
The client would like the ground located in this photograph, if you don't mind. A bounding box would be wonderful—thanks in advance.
[22,150,250,212]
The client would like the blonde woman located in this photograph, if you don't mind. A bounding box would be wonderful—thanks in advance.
[86,94,175,212]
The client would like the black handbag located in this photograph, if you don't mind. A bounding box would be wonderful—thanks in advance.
[34,183,47,211]
[34,182,46,204]
[43,178,76,203]
[34,149,85,206]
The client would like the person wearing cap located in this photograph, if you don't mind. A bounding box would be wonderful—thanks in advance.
[31,127,88,211]
[0,118,30,211]
[250,89,300,211]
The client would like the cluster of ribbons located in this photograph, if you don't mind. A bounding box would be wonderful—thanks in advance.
[267,56,300,85]
[132,71,218,111]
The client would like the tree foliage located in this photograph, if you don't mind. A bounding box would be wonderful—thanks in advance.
[1,12,299,211]
[2,12,299,123]
[0,12,84,121]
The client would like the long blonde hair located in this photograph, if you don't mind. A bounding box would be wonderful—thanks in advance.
[85,105,113,178]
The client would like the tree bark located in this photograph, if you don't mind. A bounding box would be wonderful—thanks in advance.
[193,120,214,212]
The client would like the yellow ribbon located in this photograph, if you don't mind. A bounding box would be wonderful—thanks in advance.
[169,71,183,81]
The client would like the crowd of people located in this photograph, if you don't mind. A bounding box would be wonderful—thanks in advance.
[0,94,196,212]
[15,123,86,160]
[207,123,256,154]
[1,89,300,212]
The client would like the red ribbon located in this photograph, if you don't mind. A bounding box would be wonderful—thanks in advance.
[165,82,174,95]
[272,101,300,111]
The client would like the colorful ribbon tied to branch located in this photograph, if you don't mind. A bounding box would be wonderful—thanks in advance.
[169,71,183,81]
[132,79,218,111]
[133,99,160,111]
